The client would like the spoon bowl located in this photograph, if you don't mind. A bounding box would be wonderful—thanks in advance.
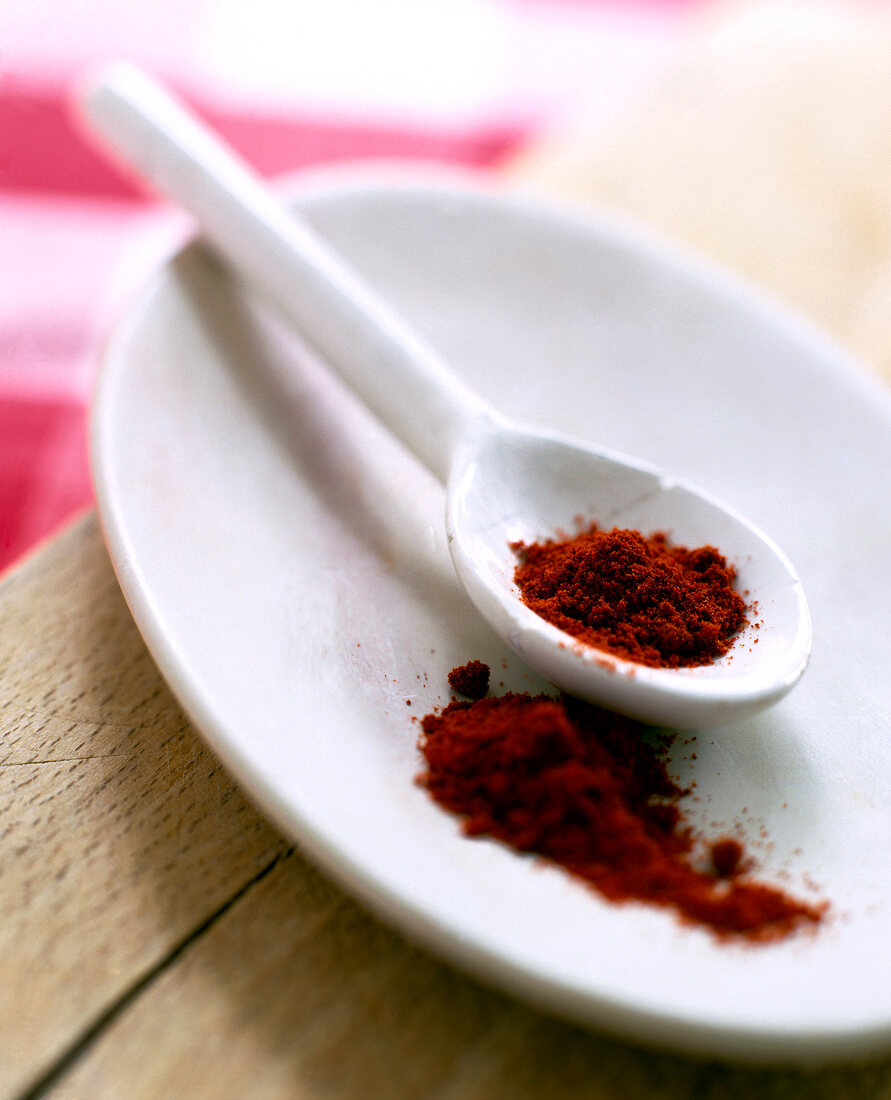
[448,421,809,727]
[77,62,811,729]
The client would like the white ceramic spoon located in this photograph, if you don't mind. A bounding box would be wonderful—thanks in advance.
[77,62,811,729]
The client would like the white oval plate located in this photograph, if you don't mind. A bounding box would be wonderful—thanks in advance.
[93,167,891,1064]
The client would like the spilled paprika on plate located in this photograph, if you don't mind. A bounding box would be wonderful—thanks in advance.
[418,665,825,942]
[447,659,490,700]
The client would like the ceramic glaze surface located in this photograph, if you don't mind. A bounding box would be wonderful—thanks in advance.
[93,170,891,1063]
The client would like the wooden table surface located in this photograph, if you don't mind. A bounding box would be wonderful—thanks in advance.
[4,5,891,1096]
[2,513,889,1100]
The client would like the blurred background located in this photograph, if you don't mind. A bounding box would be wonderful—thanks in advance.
[2,0,889,574]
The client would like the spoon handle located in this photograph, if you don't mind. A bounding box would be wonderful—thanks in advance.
[78,62,496,483]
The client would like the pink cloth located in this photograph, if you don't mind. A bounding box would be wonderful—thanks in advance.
[0,0,690,574]
[0,86,525,574]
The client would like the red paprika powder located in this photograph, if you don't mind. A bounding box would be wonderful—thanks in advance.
[448,659,490,700]
[512,525,746,668]
[420,672,824,941]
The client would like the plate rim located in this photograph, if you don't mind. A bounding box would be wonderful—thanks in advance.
[90,163,891,1066]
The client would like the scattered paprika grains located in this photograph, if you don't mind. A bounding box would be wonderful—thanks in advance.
[710,837,745,879]
[418,670,824,941]
[512,525,746,668]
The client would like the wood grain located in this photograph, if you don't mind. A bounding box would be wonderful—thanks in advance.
[2,521,889,1099]
[0,515,287,1098]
